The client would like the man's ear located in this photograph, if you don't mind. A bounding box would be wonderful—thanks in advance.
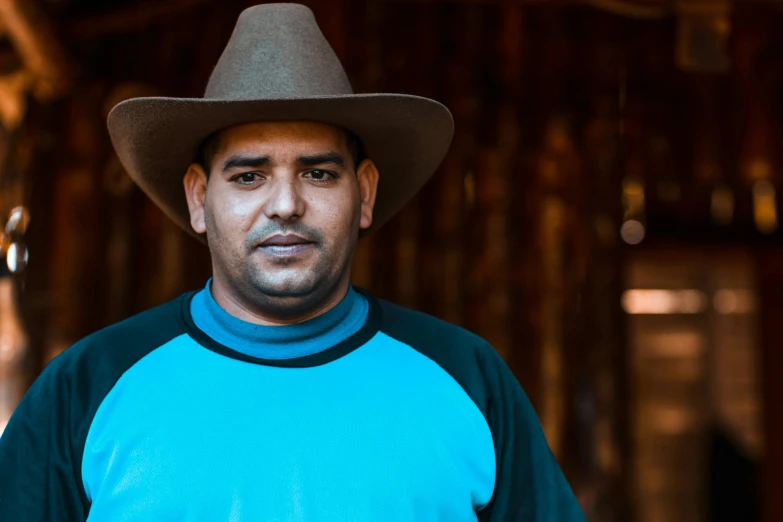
[356,159,379,230]
[183,163,209,234]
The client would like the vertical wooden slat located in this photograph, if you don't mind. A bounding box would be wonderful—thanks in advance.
[101,83,157,323]
[528,6,575,461]
[579,12,631,522]
[432,148,466,325]
[310,0,347,61]
[757,246,783,522]
[467,4,519,361]
[430,2,477,327]
[537,113,582,461]
[348,0,384,294]
[506,4,542,405]
[102,155,134,323]
[47,87,105,359]
[458,2,490,338]
[386,2,420,310]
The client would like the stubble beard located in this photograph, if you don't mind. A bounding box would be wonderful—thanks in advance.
[238,241,353,320]
[206,219,357,321]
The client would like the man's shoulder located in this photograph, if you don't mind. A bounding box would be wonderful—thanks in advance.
[45,292,191,380]
[374,297,502,370]
[12,293,193,433]
[376,297,487,347]
[373,296,516,418]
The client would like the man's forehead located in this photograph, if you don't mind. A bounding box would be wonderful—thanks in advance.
[213,121,349,155]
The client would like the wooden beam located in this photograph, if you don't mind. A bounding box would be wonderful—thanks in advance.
[0,0,70,98]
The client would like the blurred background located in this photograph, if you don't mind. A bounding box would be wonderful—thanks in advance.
[0,0,779,520]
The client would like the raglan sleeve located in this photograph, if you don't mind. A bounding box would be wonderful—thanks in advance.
[0,353,89,521]
[476,343,586,522]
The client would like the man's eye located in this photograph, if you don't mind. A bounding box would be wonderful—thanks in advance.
[306,169,336,182]
[234,172,259,185]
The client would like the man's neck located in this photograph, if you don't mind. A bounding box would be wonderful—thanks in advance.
[209,277,351,326]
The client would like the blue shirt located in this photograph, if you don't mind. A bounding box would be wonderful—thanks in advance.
[0,285,585,522]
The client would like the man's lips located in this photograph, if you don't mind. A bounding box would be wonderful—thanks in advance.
[257,234,314,257]
[260,234,311,247]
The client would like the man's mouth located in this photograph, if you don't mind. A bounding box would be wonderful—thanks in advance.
[257,234,314,257]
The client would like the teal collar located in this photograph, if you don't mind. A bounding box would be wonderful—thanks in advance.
[189,279,369,360]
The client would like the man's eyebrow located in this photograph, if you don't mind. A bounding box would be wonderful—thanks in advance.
[221,155,271,172]
[296,152,346,169]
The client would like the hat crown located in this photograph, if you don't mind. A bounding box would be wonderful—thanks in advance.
[205,4,353,100]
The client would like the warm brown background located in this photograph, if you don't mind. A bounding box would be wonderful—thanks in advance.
[1,1,782,521]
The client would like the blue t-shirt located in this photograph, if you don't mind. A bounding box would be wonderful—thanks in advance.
[0,283,585,521]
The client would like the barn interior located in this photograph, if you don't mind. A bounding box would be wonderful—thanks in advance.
[0,1,780,521]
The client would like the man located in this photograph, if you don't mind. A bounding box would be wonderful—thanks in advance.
[0,4,585,521]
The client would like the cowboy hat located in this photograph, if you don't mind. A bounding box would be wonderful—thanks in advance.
[106,3,454,242]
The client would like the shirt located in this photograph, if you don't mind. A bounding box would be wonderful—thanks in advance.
[0,283,585,521]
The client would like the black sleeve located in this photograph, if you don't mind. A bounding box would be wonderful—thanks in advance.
[0,352,90,521]
[377,298,586,522]
[0,295,189,521]
[475,344,586,522]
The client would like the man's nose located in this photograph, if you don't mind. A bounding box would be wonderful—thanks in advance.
[263,177,305,221]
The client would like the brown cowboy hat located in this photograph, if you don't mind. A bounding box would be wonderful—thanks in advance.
[106,3,453,242]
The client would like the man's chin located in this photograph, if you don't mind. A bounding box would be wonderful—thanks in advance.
[245,275,337,320]
[248,272,319,299]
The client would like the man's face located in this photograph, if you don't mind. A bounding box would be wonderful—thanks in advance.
[184,121,378,317]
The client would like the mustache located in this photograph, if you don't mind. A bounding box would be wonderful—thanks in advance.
[245,222,325,250]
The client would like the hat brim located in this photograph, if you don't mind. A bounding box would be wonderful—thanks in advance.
[107,93,453,243]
